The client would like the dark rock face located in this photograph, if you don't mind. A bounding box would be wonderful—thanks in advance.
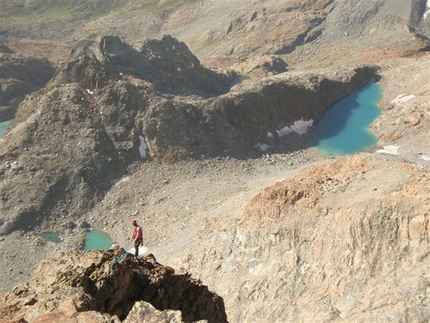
[0,44,13,54]
[385,0,430,36]
[0,52,55,121]
[95,35,235,97]
[0,248,228,323]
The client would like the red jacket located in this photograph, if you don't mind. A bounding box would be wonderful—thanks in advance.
[132,225,143,239]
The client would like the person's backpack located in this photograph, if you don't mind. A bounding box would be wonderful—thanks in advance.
[115,251,133,262]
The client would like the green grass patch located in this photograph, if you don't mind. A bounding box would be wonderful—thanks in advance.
[0,0,202,31]
[129,0,201,17]
[1,0,202,19]
[0,0,129,24]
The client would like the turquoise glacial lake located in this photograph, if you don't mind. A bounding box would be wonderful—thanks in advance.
[42,229,112,251]
[41,231,62,243]
[84,230,113,251]
[308,82,382,156]
[0,120,11,137]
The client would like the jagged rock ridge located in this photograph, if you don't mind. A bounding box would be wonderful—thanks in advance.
[95,35,235,97]
[0,248,227,323]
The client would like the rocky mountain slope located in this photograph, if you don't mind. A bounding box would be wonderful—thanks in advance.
[180,155,429,322]
[0,35,379,237]
[0,0,429,322]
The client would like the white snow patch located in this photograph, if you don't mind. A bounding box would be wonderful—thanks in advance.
[249,263,264,275]
[267,132,274,138]
[112,175,130,186]
[234,229,246,250]
[277,126,294,137]
[277,119,314,137]
[424,0,430,19]
[376,145,399,155]
[300,263,310,275]
[138,135,147,158]
[390,94,415,105]
[256,143,270,152]
[128,245,148,256]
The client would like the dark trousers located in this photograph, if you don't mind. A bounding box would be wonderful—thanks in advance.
[134,238,143,257]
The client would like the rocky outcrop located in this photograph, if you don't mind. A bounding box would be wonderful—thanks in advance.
[0,247,227,323]
[94,35,235,97]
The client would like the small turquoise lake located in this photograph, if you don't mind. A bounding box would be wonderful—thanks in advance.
[0,120,11,137]
[308,82,382,156]
[41,231,62,243]
[84,230,113,251]
[42,229,112,251]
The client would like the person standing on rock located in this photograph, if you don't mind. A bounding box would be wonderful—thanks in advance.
[130,220,143,257]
